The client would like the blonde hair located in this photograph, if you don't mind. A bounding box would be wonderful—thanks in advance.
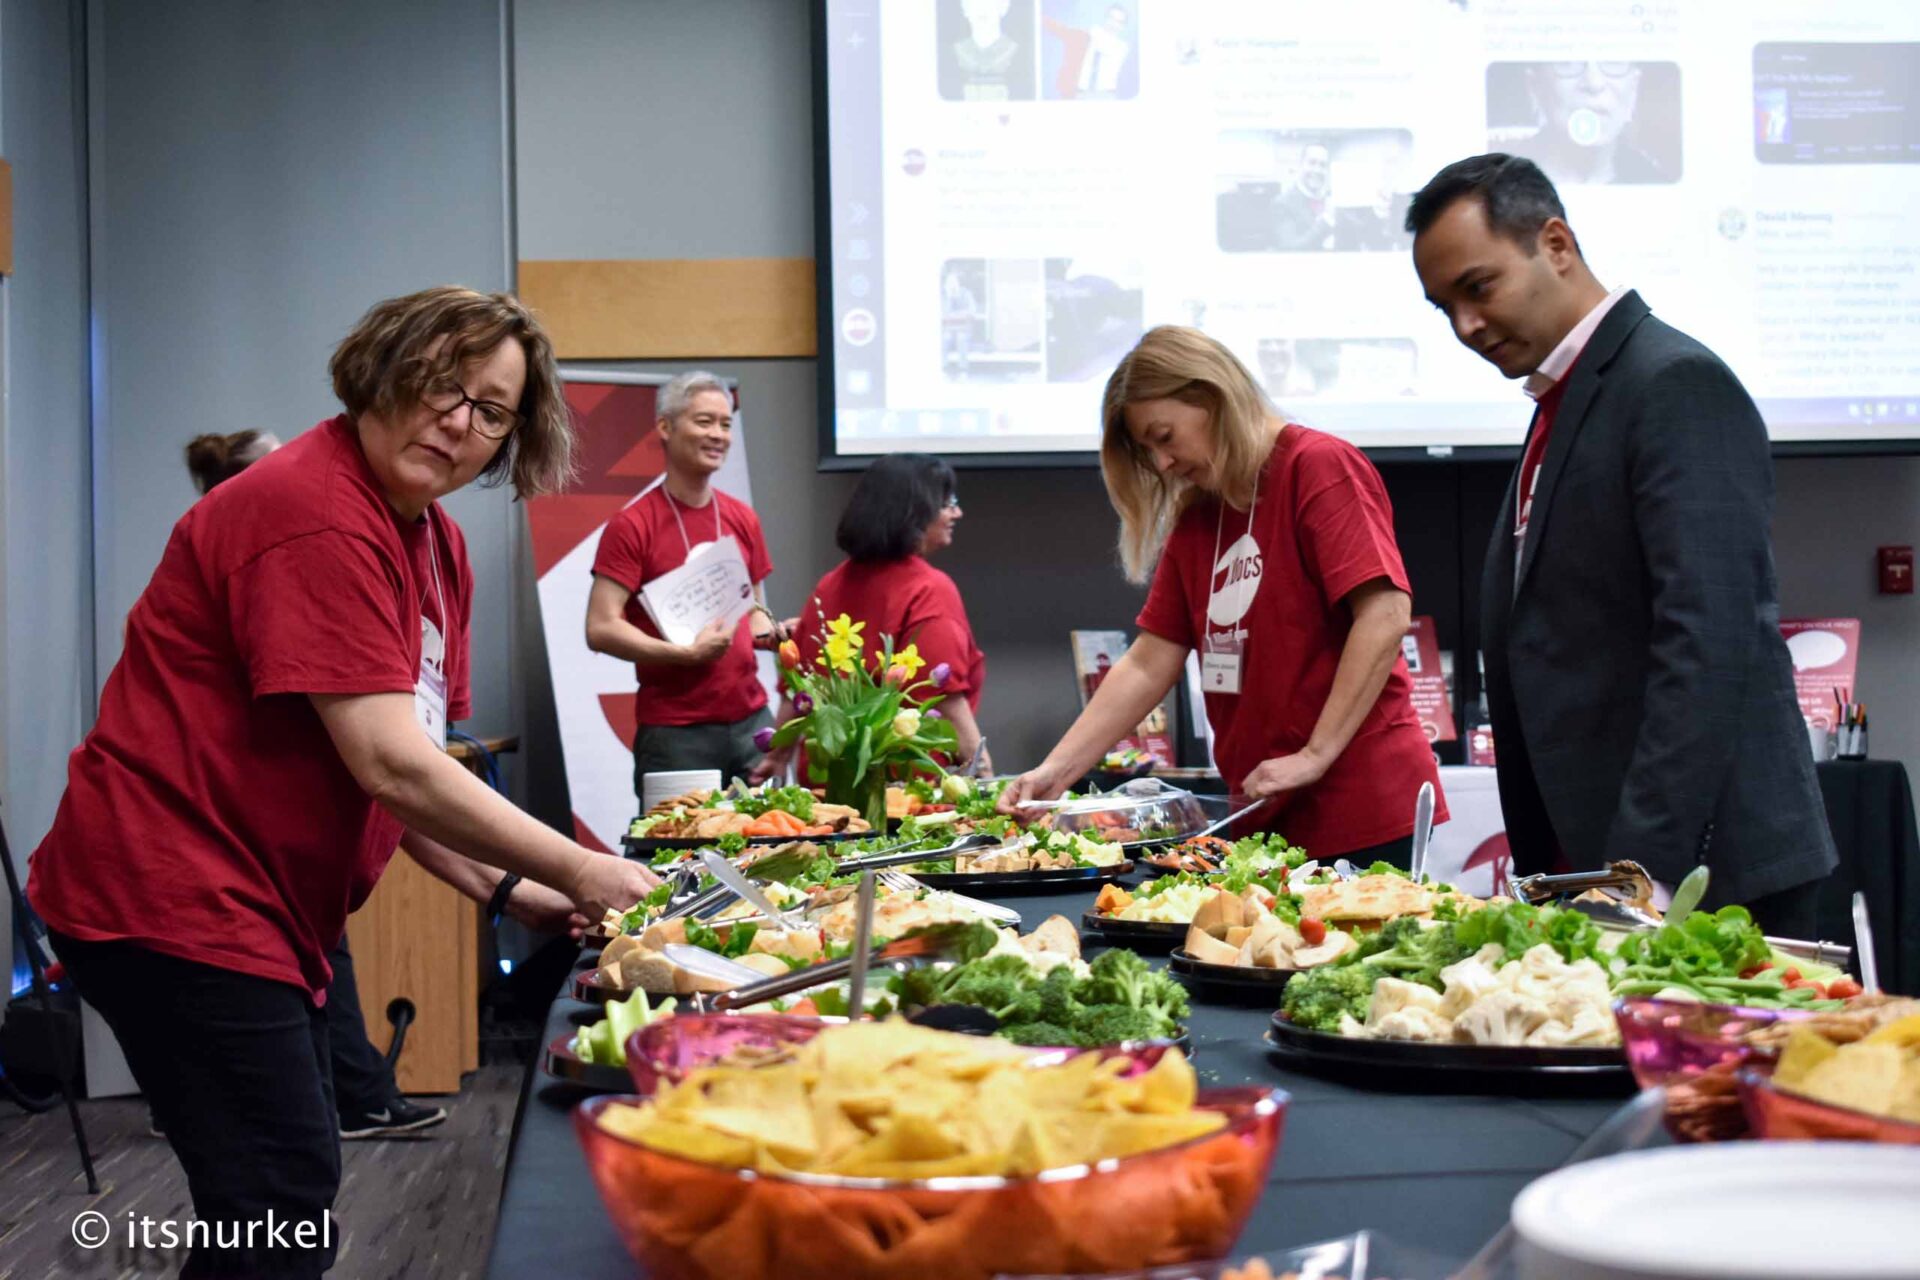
[1100,326,1275,584]
[329,286,576,498]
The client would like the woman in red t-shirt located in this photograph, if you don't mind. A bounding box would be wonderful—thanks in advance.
[1002,326,1446,860]
[770,453,990,774]
[27,287,657,1278]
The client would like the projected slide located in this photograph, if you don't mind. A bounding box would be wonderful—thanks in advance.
[820,1,1920,457]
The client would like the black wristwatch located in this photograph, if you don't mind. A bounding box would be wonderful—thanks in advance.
[487,873,523,925]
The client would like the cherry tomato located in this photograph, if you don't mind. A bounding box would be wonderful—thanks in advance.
[1739,963,1772,979]
[1781,968,1802,984]
[1300,917,1328,945]
[1827,977,1863,999]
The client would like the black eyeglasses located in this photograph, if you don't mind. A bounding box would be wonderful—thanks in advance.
[420,377,522,440]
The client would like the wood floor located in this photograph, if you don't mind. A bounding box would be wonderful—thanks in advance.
[0,1062,524,1280]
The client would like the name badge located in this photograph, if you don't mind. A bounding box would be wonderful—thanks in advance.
[415,616,449,749]
[1200,629,1245,696]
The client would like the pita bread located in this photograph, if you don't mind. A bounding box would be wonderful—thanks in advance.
[1299,874,1434,923]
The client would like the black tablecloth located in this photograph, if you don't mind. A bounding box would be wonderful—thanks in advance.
[1814,759,1920,995]
[484,883,1637,1278]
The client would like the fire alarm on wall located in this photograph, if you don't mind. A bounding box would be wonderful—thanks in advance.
[1879,546,1913,595]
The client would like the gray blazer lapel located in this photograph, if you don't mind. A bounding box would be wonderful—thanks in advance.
[1514,291,1652,599]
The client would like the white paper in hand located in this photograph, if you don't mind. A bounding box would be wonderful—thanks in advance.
[637,536,755,645]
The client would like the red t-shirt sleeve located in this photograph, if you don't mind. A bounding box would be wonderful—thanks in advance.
[228,531,416,698]
[1294,442,1411,609]
[1134,521,1198,648]
[591,507,649,594]
[736,504,773,584]
[903,577,979,699]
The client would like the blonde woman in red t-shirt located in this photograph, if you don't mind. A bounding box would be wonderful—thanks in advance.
[1001,325,1446,861]
[29,287,658,1278]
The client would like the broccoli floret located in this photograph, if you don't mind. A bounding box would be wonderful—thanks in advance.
[1081,947,1150,1006]
[1073,1003,1172,1045]
[940,955,1042,1020]
[1280,963,1379,1032]
[1035,964,1085,1027]
[1000,1020,1086,1047]
[893,964,955,1012]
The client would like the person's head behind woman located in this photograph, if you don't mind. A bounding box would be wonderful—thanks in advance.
[329,286,575,516]
[835,452,960,562]
[184,430,281,495]
[1100,325,1274,584]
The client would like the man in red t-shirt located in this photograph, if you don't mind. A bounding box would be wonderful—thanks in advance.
[587,372,788,796]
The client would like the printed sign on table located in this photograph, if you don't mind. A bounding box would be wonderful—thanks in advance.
[1779,617,1862,732]
[1071,630,1177,765]
[1402,616,1456,743]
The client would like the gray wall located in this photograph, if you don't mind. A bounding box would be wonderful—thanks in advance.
[513,0,1147,772]
[3,0,93,911]
[85,0,525,793]
[513,0,1920,794]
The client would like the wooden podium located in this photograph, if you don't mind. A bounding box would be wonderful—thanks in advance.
[343,736,517,1095]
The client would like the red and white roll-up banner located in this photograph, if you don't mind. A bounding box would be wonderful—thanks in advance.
[525,372,770,852]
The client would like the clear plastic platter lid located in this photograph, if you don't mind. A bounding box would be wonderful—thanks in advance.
[1034,777,1215,845]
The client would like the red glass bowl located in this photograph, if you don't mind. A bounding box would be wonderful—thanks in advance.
[1612,997,1818,1141]
[1613,996,1810,1086]
[625,1012,1184,1097]
[574,1084,1287,1280]
[1738,1069,1920,1144]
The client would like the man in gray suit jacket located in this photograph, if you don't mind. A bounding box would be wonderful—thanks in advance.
[1404,154,1835,936]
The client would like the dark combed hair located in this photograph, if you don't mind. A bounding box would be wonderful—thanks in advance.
[184,430,274,494]
[1404,153,1575,254]
[835,453,958,562]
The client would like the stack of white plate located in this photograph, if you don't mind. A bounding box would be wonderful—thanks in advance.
[641,768,721,813]
[1512,1143,1920,1279]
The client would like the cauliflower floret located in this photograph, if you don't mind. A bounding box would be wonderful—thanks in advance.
[1533,1003,1618,1047]
[1365,977,1445,1024]
[1437,944,1508,1017]
[1544,960,1612,1024]
[1371,1006,1454,1042]
[1452,989,1553,1046]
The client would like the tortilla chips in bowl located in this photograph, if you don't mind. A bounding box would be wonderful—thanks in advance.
[575,1019,1286,1280]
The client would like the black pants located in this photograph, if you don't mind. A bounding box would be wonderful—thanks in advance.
[632,706,773,800]
[51,933,340,1279]
[323,935,396,1115]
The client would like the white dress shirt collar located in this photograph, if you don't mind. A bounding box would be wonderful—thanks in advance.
[1523,287,1631,400]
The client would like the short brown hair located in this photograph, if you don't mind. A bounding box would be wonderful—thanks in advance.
[329,286,575,497]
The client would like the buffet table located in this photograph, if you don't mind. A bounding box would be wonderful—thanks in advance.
[484,880,1635,1278]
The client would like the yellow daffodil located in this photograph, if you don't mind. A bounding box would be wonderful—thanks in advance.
[889,643,927,681]
[822,614,865,675]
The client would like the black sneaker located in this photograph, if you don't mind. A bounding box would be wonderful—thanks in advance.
[338,1097,448,1140]
[148,1111,165,1139]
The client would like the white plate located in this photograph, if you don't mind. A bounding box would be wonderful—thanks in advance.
[1512,1143,1920,1279]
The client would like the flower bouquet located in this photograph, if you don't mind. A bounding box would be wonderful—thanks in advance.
[755,614,959,830]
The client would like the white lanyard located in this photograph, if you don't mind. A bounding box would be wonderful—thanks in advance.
[422,509,449,637]
[1200,465,1263,696]
[660,487,724,555]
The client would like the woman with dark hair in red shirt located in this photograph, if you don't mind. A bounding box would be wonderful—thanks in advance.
[1001,326,1445,860]
[29,286,657,1278]
[768,452,989,776]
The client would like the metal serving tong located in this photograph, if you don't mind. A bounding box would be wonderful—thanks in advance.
[666,919,985,1015]
[832,831,1010,876]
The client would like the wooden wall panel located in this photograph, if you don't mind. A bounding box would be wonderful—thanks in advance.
[516,257,817,359]
[346,854,480,1096]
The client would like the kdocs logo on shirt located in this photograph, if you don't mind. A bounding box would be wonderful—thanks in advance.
[1208,533,1263,627]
